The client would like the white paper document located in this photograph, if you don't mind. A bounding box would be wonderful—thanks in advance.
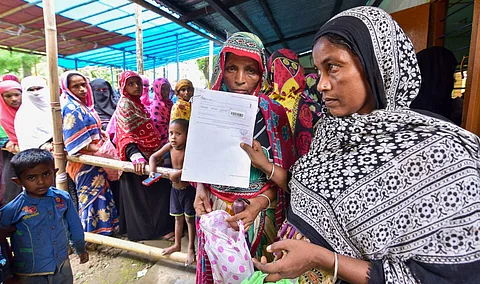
[182,88,259,188]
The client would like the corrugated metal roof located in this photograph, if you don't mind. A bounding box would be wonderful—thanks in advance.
[0,0,223,70]
[0,0,369,70]
[156,0,368,55]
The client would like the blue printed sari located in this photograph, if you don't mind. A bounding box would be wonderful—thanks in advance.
[61,71,118,235]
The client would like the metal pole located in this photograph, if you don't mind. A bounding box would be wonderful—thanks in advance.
[123,50,126,71]
[42,0,67,190]
[110,66,114,85]
[128,0,223,45]
[135,4,144,74]
[208,39,214,88]
[176,34,179,81]
[153,58,156,79]
[74,58,78,70]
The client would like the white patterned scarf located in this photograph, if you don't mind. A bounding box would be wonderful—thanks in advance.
[288,6,480,283]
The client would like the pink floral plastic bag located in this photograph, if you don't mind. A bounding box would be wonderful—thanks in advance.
[199,210,255,284]
[94,138,122,181]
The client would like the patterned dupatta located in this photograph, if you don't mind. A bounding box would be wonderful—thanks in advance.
[289,7,480,283]
[209,32,296,216]
[150,78,173,146]
[264,49,306,129]
[115,71,161,161]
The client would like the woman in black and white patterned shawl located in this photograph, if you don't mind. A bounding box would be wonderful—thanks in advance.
[244,6,480,284]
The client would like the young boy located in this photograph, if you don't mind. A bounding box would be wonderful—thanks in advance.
[149,119,195,266]
[0,148,88,283]
[170,79,194,122]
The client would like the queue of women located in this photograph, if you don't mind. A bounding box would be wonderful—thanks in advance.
[0,5,478,283]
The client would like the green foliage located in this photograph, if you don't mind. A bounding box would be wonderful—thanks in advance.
[0,49,42,78]
[196,55,217,83]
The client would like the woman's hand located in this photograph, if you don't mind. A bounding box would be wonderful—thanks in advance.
[89,143,100,153]
[193,183,212,216]
[240,140,271,173]
[132,160,146,175]
[225,196,267,231]
[5,141,19,154]
[252,239,321,282]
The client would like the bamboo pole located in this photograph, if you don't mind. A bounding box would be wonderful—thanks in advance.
[135,4,144,75]
[42,0,67,190]
[84,233,189,264]
[66,154,179,177]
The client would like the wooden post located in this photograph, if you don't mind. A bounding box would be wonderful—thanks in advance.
[428,0,447,47]
[42,0,67,190]
[463,0,480,135]
[85,233,190,264]
[135,4,144,75]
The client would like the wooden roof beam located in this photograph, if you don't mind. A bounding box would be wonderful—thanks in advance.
[0,0,42,19]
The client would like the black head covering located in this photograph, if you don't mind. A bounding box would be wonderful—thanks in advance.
[312,16,387,110]
[90,78,118,122]
[410,46,457,120]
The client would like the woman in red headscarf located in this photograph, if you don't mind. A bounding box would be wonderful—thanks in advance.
[194,32,297,283]
[0,80,23,203]
[114,71,174,241]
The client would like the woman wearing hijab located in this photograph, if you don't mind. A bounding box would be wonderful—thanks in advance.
[0,80,23,204]
[194,32,297,283]
[61,71,118,235]
[140,75,151,110]
[239,6,480,283]
[410,46,459,125]
[14,76,53,151]
[114,71,174,241]
[264,49,306,129]
[150,78,173,147]
[1,74,19,83]
[293,73,323,157]
[91,78,118,130]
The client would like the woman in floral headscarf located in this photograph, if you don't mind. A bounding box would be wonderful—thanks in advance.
[114,71,174,241]
[264,49,306,129]
[61,71,118,235]
[245,6,480,284]
[293,73,323,157]
[194,32,297,283]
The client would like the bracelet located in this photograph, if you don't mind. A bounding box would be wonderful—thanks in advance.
[257,193,271,210]
[266,163,275,180]
[333,252,338,283]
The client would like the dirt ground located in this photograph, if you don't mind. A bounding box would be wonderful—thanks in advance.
[71,237,196,284]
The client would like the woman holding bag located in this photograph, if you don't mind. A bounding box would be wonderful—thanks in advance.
[61,71,118,235]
